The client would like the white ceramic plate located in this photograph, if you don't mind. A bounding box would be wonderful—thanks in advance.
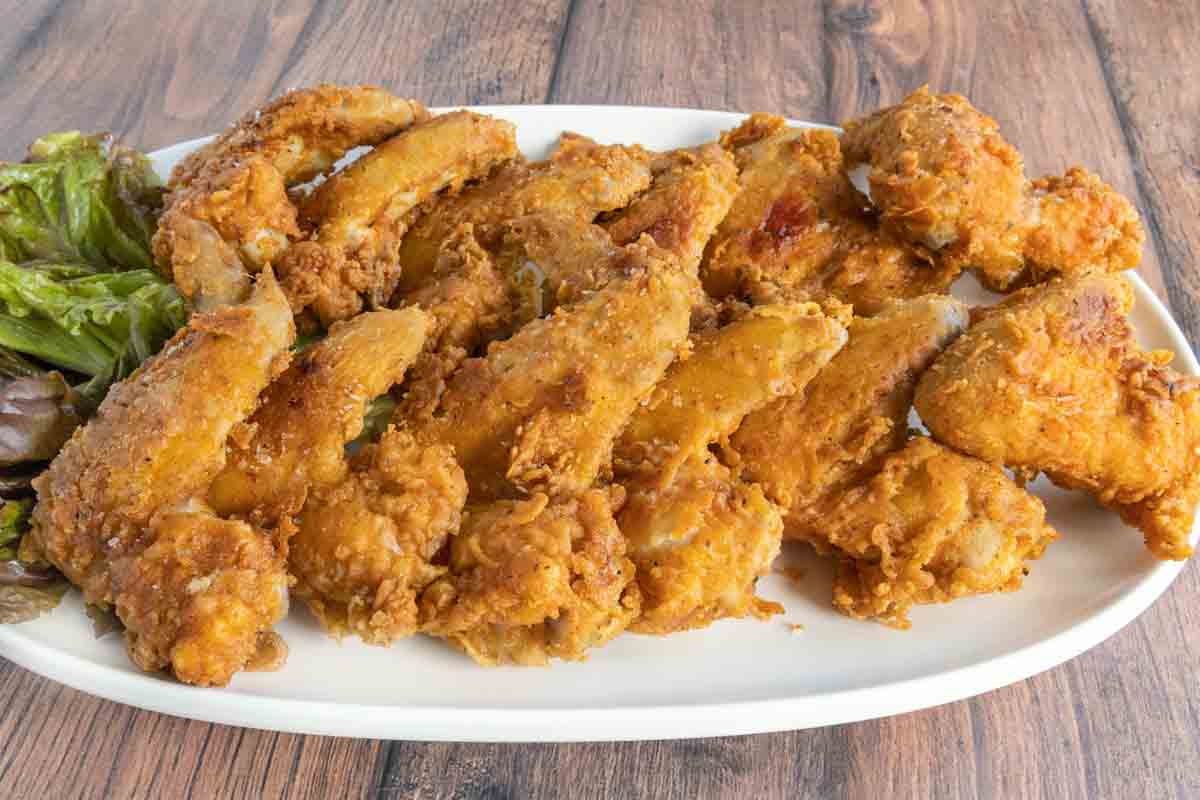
[1,106,1196,742]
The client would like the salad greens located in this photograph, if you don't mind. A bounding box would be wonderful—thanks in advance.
[0,130,176,623]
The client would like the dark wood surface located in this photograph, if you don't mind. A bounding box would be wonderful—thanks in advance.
[1,1,1197,797]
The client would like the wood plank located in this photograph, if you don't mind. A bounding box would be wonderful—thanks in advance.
[0,0,569,160]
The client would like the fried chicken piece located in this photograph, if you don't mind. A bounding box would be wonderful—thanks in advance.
[602,143,739,272]
[620,452,784,634]
[395,225,516,421]
[827,437,1057,628]
[412,239,695,501]
[615,301,847,489]
[393,133,652,296]
[114,505,290,686]
[702,115,960,313]
[30,270,295,684]
[280,111,518,324]
[290,427,467,644]
[730,294,968,547]
[170,84,428,188]
[611,302,844,631]
[915,273,1200,560]
[208,307,431,523]
[155,85,427,312]
[841,86,1144,291]
[419,488,639,665]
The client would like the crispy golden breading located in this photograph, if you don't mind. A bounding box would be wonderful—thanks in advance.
[841,87,1143,291]
[208,307,430,523]
[419,488,639,665]
[603,143,739,272]
[620,453,783,634]
[731,295,968,547]
[616,302,848,489]
[280,112,518,324]
[30,271,295,685]
[413,239,695,501]
[393,134,652,295]
[915,273,1200,560]
[395,225,516,421]
[290,427,467,645]
[156,85,427,312]
[828,437,1057,628]
[115,506,289,686]
[703,115,960,313]
[171,84,428,188]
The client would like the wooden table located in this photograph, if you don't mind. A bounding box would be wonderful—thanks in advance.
[1,1,1197,797]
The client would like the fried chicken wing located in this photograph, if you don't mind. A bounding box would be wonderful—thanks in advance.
[30,270,295,684]
[290,427,467,644]
[602,143,739,272]
[393,134,652,296]
[827,437,1057,628]
[208,307,431,523]
[155,85,427,312]
[841,87,1144,291]
[413,239,695,501]
[730,294,968,547]
[280,111,518,324]
[702,115,960,313]
[915,273,1200,560]
[419,488,639,665]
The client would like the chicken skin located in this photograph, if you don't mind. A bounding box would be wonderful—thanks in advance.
[419,488,639,665]
[393,133,652,296]
[30,270,296,685]
[915,273,1200,560]
[730,294,968,547]
[702,114,960,313]
[208,307,431,524]
[280,111,518,324]
[290,427,467,644]
[413,239,695,502]
[841,86,1144,291]
[155,85,427,312]
[828,437,1058,628]
[614,302,846,632]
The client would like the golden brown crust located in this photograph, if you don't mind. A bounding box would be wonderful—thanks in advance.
[827,437,1057,628]
[915,273,1199,559]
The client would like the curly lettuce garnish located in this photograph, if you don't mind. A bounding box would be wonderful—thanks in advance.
[0,132,163,270]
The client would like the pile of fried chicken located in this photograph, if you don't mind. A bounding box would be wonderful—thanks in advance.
[24,85,1198,686]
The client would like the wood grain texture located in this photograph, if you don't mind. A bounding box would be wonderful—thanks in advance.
[2,1,1199,798]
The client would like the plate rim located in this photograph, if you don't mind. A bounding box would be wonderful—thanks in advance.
[0,104,1194,742]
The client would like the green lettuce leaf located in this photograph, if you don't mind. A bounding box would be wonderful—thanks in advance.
[0,132,163,271]
[0,497,31,560]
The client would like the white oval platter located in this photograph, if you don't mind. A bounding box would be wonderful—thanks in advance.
[0,106,1195,742]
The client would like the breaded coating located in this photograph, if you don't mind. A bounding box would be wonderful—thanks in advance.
[603,143,739,272]
[828,437,1057,628]
[419,488,639,665]
[491,211,625,325]
[280,111,518,324]
[395,225,516,421]
[413,239,695,501]
[703,115,960,313]
[394,133,652,295]
[115,506,290,686]
[841,87,1143,291]
[155,85,427,312]
[616,302,848,489]
[290,427,467,645]
[30,271,295,684]
[731,295,968,547]
[208,307,431,523]
[620,453,783,634]
[171,84,428,188]
[915,273,1200,560]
